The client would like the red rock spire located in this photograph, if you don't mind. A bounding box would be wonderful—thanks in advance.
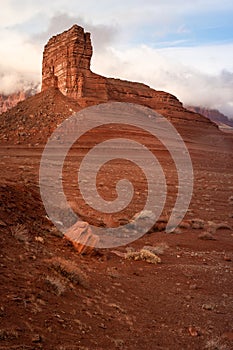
[42,24,92,97]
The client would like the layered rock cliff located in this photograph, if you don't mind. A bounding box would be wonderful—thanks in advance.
[0,86,39,115]
[0,91,28,114]
[1,24,222,145]
[41,25,185,112]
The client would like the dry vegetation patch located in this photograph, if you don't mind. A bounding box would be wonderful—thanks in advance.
[48,257,89,288]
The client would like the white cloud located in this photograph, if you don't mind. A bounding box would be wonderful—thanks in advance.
[0,0,44,27]
[0,12,117,95]
[0,28,41,94]
[34,13,118,52]
[0,1,233,118]
[91,43,233,117]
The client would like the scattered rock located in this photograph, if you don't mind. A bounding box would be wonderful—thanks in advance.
[223,255,232,262]
[0,306,5,317]
[215,223,232,231]
[118,217,130,226]
[98,323,107,329]
[189,284,198,290]
[222,331,233,341]
[179,221,191,229]
[35,236,44,243]
[206,221,217,234]
[169,227,182,234]
[198,232,217,240]
[133,210,155,221]
[157,215,169,223]
[191,218,205,229]
[64,220,99,255]
[153,221,167,232]
[188,326,200,337]
[0,219,7,227]
[32,334,42,343]
[202,303,215,311]
[111,250,126,258]
[113,338,125,349]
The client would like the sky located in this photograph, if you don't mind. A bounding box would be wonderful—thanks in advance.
[0,0,233,117]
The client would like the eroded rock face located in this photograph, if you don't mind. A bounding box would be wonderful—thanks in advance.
[0,92,28,114]
[186,106,233,127]
[41,24,184,111]
[1,24,220,145]
[0,86,39,114]
[42,25,94,97]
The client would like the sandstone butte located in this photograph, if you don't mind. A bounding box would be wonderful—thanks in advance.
[42,24,183,110]
[1,23,229,145]
[41,24,212,125]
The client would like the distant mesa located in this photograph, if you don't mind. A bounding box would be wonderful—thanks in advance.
[185,106,233,129]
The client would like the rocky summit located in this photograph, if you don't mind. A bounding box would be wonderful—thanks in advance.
[42,24,182,110]
[0,24,222,145]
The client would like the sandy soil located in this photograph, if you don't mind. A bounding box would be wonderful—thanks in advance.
[0,118,233,349]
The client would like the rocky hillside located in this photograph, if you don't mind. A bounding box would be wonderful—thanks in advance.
[41,25,186,111]
[1,25,232,137]
[0,24,220,146]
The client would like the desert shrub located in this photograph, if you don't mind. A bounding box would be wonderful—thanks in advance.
[142,242,169,256]
[45,275,66,295]
[10,223,29,243]
[126,249,161,264]
[0,328,19,340]
[205,337,228,350]
[49,257,88,288]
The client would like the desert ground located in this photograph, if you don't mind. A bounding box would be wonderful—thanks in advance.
[0,108,233,350]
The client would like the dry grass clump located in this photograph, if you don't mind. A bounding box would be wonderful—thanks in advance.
[0,328,19,340]
[126,249,161,264]
[58,346,89,350]
[10,223,29,243]
[143,242,169,256]
[49,257,88,288]
[45,275,66,295]
[205,337,228,350]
